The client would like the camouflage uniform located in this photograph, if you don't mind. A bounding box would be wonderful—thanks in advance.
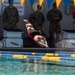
[47,8,62,47]
[29,11,45,36]
[3,6,19,28]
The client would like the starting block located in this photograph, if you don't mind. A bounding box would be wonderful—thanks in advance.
[2,28,23,47]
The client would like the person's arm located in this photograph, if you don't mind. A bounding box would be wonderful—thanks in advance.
[58,10,62,21]
[3,8,7,25]
[15,8,19,26]
[43,38,49,48]
[23,19,29,27]
[23,19,36,33]
[47,10,52,21]
[41,13,45,23]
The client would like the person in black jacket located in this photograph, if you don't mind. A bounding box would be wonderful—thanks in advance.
[47,2,62,47]
[29,5,45,36]
[3,0,19,29]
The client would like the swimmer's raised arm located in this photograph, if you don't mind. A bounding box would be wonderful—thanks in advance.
[23,19,29,27]
[23,19,29,23]
[23,19,33,28]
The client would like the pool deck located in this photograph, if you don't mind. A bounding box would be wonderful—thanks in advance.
[0,48,75,53]
[0,37,75,52]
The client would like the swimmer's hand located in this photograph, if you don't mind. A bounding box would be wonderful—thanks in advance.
[45,45,49,48]
[23,19,29,23]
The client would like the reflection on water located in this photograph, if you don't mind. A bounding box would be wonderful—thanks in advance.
[0,58,75,75]
[24,59,60,73]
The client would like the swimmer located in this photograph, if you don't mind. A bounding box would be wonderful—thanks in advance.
[23,19,49,48]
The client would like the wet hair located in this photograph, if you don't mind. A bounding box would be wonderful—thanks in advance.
[52,2,57,8]
[37,5,42,9]
[8,0,13,4]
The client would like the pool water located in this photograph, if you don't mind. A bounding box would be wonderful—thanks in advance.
[0,57,75,75]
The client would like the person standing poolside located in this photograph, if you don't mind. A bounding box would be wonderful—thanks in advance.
[47,2,62,48]
[29,5,45,36]
[3,0,19,29]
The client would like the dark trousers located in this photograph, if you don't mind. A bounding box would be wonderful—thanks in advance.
[49,22,61,48]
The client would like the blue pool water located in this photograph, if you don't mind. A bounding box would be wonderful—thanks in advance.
[0,57,75,75]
